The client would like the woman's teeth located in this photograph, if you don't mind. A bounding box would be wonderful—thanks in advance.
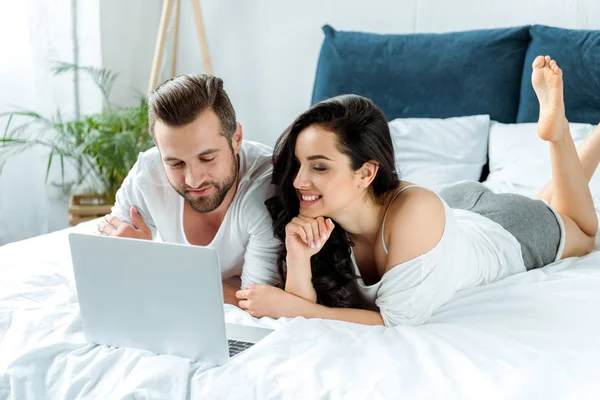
[302,195,320,201]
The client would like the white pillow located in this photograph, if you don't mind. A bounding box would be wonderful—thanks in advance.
[389,115,490,192]
[484,121,598,199]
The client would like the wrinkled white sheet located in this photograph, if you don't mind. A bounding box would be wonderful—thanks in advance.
[2,220,600,399]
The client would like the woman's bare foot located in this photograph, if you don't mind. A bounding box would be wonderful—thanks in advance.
[531,55,569,143]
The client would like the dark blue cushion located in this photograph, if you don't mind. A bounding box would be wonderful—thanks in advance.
[311,25,530,123]
[517,25,600,124]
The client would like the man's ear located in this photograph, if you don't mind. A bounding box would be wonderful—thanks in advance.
[231,123,243,154]
[358,161,379,188]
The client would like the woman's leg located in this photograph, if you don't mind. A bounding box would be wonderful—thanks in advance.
[537,123,600,203]
[532,55,597,258]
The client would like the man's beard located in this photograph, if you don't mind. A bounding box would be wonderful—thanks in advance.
[175,157,238,213]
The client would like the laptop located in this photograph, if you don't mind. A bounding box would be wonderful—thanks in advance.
[68,232,273,365]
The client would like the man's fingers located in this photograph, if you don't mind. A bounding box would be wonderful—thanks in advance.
[104,214,123,229]
[129,206,148,231]
[238,300,249,310]
[235,289,248,300]
[99,214,142,238]
[98,220,114,234]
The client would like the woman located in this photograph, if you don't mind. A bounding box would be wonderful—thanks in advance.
[235,56,599,326]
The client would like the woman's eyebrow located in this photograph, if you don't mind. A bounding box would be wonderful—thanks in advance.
[307,155,333,161]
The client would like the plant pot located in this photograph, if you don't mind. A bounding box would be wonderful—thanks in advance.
[68,193,113,226]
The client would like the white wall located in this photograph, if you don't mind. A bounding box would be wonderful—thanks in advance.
[0,0,102,245]
[176,0,421,146]
[0,1,46,245]
[103,0,600,147]
[99,0,162,107]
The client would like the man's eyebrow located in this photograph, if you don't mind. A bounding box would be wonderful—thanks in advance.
[163,149,220,162]
[196,148,220,157]
[306,155,334,161]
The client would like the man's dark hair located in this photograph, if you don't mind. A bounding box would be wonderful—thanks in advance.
[148,74,236,140]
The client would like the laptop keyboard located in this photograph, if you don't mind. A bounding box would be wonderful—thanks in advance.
[228,339,255,357]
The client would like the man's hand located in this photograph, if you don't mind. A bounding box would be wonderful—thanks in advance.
[97,206,152,240]
[236,284,292,319]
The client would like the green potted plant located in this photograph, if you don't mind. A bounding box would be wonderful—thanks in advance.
[0,63,155,225]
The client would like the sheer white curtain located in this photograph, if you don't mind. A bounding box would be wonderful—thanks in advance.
[0,0,103,245]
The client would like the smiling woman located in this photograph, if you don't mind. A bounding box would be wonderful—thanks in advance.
[266,94,400,309]
[260,65,599,327]
[293,125,383,218]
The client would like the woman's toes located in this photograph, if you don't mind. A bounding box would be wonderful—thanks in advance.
[533,55,546,68]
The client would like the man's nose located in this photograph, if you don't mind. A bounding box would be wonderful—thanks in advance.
[185,164,206,188]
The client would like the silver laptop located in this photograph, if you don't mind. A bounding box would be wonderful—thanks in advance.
[68,232,273,365]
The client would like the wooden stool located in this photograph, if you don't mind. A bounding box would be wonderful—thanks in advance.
[68,194,113,226]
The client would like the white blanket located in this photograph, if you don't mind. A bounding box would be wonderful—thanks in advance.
[2,220,600,399]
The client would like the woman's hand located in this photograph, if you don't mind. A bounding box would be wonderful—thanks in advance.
[285,216,335,261]
[236,284,294,318]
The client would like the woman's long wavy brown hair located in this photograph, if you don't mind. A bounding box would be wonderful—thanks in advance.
[265,94,401,308]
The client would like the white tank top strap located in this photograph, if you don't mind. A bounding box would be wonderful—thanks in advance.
[381,184,421,255]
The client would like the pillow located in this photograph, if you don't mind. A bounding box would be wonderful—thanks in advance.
[517,25,600,124]
[390,115,490,192]
[312,25,530,123]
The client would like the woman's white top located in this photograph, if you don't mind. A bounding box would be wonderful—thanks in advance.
[352,185,526,327]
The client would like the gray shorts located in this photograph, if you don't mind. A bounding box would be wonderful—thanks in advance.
[439,181,566,270]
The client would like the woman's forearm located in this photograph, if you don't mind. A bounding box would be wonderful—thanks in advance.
[284,256,317,302]
[282,292,385,326]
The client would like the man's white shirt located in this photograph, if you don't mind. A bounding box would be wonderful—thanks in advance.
[111,140,281,288]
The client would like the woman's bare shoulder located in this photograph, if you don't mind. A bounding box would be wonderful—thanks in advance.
[383,186,446,271]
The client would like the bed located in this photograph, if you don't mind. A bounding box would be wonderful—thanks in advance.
[2,24,600,399]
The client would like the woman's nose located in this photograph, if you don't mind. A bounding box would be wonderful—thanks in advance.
[293,168,309,189]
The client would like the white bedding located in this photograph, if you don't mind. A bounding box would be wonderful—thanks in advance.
[2,219,600,399]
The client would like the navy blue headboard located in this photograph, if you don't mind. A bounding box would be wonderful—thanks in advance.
[311,25,531,123]
[312,25,600,125]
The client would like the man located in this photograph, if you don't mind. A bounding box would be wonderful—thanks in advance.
[97,74,280,304]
